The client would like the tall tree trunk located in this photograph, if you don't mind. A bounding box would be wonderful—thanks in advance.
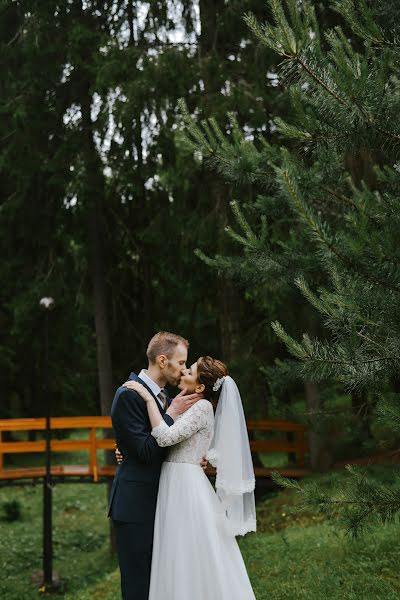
[80,56,115,553]
[87,202,114,416]
[127,2,154,343]
[199,2,237,361]
[214,183,240,364]
[81,94,114,417]
[351,389,373,444]
[199,0,224,67]
[304,380,333,471]
[303,310,333,472]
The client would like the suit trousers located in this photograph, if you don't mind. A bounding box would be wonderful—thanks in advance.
[113,520,154,600]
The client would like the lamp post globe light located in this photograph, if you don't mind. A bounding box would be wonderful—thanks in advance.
[39,297,55,310]
[38,297,59,593]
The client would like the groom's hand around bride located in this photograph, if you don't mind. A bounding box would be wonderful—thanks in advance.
[166,388,203,421]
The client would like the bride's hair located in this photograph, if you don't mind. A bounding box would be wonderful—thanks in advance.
[197,356,228,403]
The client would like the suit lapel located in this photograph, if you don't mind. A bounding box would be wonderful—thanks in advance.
[128,372,166,416]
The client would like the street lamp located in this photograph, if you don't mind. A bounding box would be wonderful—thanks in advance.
[38,297,58,593]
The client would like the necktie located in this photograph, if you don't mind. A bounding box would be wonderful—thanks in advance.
[158,389,168,411]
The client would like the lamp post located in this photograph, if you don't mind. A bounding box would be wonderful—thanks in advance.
[39,297,57,593]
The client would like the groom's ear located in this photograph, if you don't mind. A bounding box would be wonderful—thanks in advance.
[158,354,167,369]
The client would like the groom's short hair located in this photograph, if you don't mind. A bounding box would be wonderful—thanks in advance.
[146,331,189,364]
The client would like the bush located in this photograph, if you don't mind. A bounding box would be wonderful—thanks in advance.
[1,499,22,522]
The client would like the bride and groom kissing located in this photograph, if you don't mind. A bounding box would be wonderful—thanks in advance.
[108,331,257,600]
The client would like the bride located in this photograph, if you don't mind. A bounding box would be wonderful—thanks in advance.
[123,356,257,600]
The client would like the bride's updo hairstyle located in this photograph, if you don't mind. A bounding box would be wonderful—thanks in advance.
[197,356,228,403]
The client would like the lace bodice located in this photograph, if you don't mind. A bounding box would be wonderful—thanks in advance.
[151,399,214,464]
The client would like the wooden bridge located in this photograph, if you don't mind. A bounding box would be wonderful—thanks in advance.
[0,417,311,483]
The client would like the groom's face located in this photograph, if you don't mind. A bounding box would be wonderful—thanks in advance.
[164,343,188,387]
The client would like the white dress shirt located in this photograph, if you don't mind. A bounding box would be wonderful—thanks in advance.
[138,369,164,409]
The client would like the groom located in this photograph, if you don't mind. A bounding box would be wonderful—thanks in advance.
[108,331,204,600]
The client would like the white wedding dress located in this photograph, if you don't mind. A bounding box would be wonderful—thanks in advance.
[148,399,256,600]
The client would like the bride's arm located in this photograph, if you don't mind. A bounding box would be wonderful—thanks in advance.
[122,381,212,447]
[123,381,164,429]
[146,396,164,429]
[123,381,203,426]
[151,400,212,447]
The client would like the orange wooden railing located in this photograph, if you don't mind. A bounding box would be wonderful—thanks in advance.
[0,417,115,482]
[0,417,310,482]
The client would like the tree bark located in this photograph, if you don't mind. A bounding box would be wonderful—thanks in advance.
[304,380,333,472]
[87,202,114,416]
[351,389,373,443]
[81,94,114,417]
[79,35,115,552]
[199,1,238,363]
[303,308,333,471]
[199,0,224,58]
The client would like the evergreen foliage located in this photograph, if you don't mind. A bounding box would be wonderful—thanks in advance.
[1,1,285,420]
[181,0,400,534]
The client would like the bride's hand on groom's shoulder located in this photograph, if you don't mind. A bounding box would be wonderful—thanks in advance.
[166,389,203,420]
[122,380,153,402]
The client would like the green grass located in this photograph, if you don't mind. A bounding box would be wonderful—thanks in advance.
[0,483,117,600]
[241,520,400,600]
[1,469,400,599]
[259,451,296,468]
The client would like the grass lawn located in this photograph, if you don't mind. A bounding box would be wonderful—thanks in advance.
[1,469,400,599]
[0,483,117,600]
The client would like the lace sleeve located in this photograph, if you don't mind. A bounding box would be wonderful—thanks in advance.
[151,400,212,447]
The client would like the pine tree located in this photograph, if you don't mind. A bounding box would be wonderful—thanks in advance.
[180,0,400,535]
[2,0,288,424]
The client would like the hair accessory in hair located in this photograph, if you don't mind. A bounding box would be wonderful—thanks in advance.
[213,376,226,392]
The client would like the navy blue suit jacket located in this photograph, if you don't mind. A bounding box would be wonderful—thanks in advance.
[108,372,173,523]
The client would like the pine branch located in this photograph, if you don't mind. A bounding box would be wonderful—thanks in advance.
[332,0,386,46]
[246,2,400,149]
[295,54,350,108]
[320,186,377,223]
[276,154,400,293]
[273,465,400,538]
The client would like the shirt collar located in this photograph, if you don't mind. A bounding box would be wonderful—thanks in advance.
[138,369,162,398]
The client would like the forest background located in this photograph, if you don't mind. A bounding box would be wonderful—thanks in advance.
[4,1,400,598]
[1,0,296,423]
[1,0,393,474]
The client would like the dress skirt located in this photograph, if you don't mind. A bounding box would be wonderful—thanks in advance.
[148,462,256,600]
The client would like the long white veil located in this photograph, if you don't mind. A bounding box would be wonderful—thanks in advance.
[207,376,256,536]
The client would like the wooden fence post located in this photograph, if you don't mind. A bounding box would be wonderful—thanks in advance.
[0,429,3,476]
[295,429,306,467]
[90,428,98,482]
[287,431,296,464]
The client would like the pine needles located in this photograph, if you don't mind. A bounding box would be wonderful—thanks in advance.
[180,0,400,536]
